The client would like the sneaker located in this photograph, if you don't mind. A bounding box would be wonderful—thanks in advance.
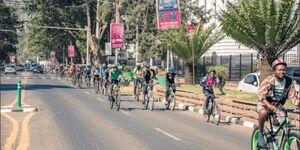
[258,133,266,148]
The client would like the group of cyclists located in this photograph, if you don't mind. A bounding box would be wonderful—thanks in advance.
[47,58,300,149]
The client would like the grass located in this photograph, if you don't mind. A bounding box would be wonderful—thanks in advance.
[178,84,258,102]
[177,84,296,107]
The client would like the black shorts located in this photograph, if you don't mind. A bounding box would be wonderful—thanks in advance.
[111,79,119,85]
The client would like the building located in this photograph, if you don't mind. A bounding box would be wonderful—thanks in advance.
[196,0,299,57]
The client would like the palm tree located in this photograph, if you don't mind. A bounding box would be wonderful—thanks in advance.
[166,25,223,84]
[220,0,300,81]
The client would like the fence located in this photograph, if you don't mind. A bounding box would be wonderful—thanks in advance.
[116,53,299,81]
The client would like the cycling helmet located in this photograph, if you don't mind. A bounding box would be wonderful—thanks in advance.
[168,66,174,71]
[209,69,216,74]
[145,64,150,68]
[272,59,287,70]
[113,64,118,68]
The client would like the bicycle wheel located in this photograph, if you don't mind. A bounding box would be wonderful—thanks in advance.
[149,92,154,111]
[282,132,300,150]
[94,81,99,93]
[251,126,273,150]
[135,87,140,102]
[145,96,149,110]
[110,96,114,109]
[203,100,211,122]
[170,92,176,111]
[116,93,121,111]
[212,103,221,125]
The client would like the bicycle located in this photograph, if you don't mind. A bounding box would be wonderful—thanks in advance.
[94,75,100,94]
[85,74,91,88]
[75,73,82,88]
[134,78,143,102]
[109,81,122,111]
[202,85,221,125]
[165,86,176,111]
[251,107,300,150]
[144,81,157,111]
[100,79,108,95]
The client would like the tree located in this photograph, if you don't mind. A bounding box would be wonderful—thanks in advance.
[0,0,21,61]
[166,25,223,84]
[220,0,300,81]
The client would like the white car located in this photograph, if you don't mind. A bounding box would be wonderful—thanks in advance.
[237,73,260,93]
[4,65,17,75]
[237,72,300,97]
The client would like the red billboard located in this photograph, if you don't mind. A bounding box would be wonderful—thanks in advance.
[110,23,124,48]
[156,0,181,29]
[68,45,75,57]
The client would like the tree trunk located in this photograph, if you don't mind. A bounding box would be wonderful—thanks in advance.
[185,62,193,84]
[259,55,275,84]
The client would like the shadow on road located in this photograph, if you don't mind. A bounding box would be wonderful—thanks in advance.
[1,84,73,91]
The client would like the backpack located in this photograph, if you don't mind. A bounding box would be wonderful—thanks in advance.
[270,76,293,105]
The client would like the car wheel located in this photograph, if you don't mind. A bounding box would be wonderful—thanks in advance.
[15,72,17,75]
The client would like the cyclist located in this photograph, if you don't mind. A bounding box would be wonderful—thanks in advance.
[257,59,300,147]
[85,65,92,83]
[92,64,101,84]
[165,66,177,105]
[133,64,143,96]
[200,70,219,114]
[109,64,124,96]
[101,64,109,90]
[142,64,155,104]
[75,65,82,83]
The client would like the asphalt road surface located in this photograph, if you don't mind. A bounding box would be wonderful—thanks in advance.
[1,72,252,150]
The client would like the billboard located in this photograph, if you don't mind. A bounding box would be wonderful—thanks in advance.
[156,0,181,29]
[110,23,124,48]
[68,45,75,57]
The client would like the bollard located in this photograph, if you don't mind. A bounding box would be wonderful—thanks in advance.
[17,80,21,108]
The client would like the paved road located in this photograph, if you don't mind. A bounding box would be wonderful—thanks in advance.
[1,72,252,150]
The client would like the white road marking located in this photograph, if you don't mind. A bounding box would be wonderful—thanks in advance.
[1,106,14,109]
[6,77,11,80]
[154,127,182,141]
[85,92,90,95]
[97,98,105,102]
[0,109,12,112]
[120,110,129,115]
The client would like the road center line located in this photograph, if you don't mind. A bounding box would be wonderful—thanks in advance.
[85,92,90,95]
[97,98,105,102]
[2,113,19,150]
[120,110,130,115]
[154,127,182,141]
[16,113,36,150]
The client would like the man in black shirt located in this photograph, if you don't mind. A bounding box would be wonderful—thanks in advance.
[165,66,177,103]
[142,64,154,104]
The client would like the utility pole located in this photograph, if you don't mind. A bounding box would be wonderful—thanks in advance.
[135,17,139,64]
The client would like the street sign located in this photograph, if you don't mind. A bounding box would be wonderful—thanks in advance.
[68,45,75,57]
[110,23,124,48]
[156,0,181,29]
[105,42,112,55]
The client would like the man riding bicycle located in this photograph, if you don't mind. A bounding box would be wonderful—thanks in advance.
[109,65,124,96]
[85,65,92,81]
[200,70,220,114]
[142,64,155,105]
[92,64,101,84]
[257,59,300,147]
[165,66,177,105]
[133,64,143,96]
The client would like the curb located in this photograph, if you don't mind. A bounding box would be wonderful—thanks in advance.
[1,107,38,113]
[157,98,258,129]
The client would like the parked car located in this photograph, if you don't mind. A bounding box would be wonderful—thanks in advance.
[237,68,300,97]
[286,66,300,84]
[30,63,38,71]
[15,64,25,71]
[237,73,260,93]
[33,65,43,74]
[4,65,17,75]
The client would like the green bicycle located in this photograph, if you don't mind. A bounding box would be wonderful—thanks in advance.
[251,107,300,150]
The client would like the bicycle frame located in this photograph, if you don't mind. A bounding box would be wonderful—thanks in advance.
[266,111,290,149]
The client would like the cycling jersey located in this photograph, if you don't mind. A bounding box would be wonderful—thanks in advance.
[85,67,91,74]
[258,74,298,106]
[134,68,143,79]
[110,69,122,80]
[166,72,176,84]
[143,69,153,83]
[200,75,219,90]
[93,67,100,75]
